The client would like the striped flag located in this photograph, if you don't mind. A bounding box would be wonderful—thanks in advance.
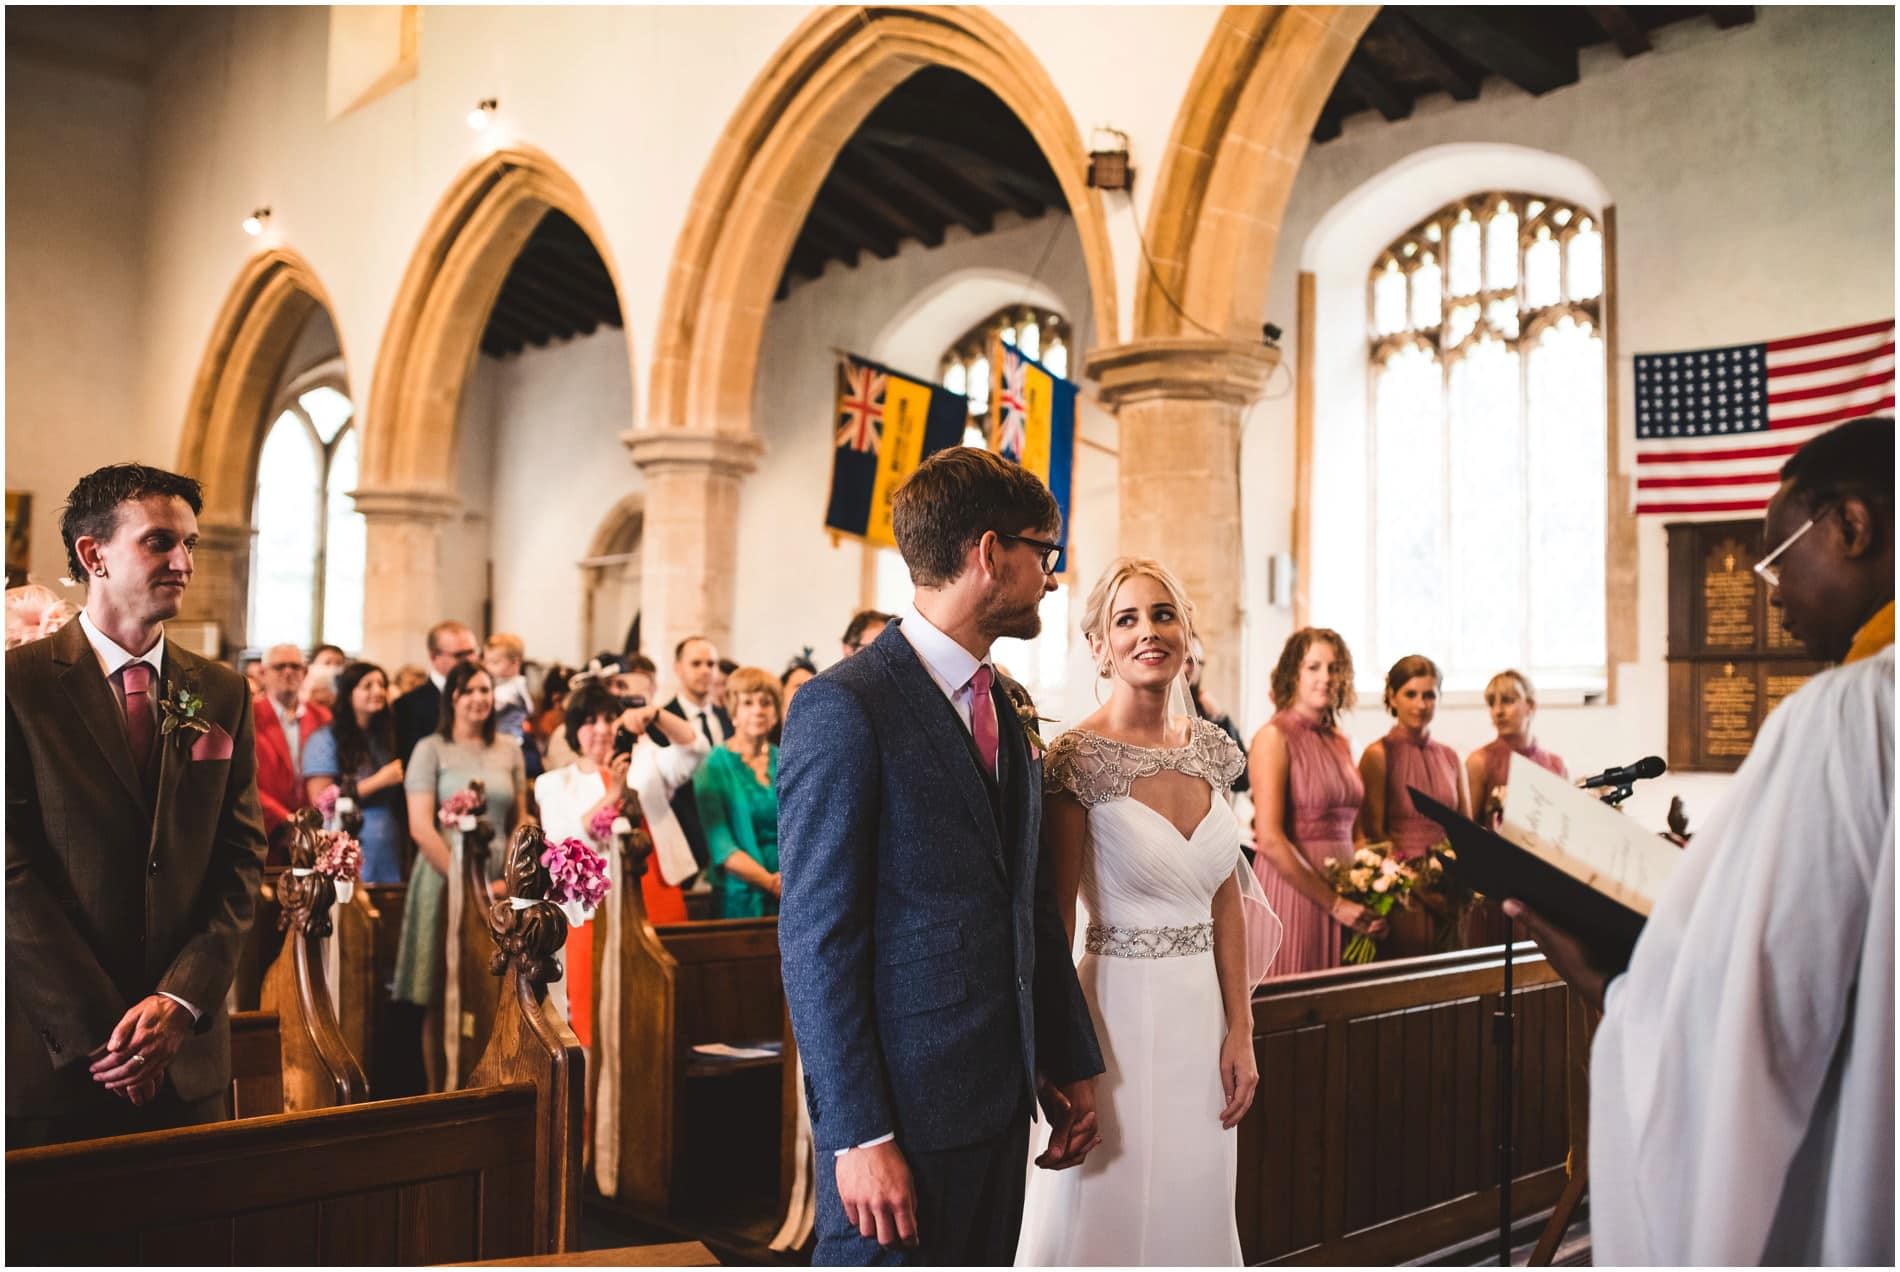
[988,339,1077,574]
[823,354,966,547]
[1633,319,1894,515]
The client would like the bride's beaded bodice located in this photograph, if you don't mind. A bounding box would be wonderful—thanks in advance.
[1042,718,1246,806]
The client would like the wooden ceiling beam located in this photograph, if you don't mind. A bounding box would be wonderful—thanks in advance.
[823,166,946,249]
[503,261,621,325]
[1338,52,1412,122]
[1387,11,1483,100]
[808,199,900,261]
[1312,105,1345,144]
[848,142,993,237]
[1404,8,1579,96]
[1708,7,1755,30]
[856,129,1054,218]
[1585,5,1652,56]
[794,214,862,269]
[494,285,580,341]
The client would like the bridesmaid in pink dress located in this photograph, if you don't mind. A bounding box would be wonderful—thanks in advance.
[1247,628,1385,975]
[1464,669,1568,945]
[1359,655,1470,960]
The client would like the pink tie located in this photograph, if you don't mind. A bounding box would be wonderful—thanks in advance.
[120,662,156,773]
[969,664,998,776]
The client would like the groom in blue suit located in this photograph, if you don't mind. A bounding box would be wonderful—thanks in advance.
[780,448,1104,1264]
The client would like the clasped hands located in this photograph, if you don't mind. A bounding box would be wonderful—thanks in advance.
[89,994,191,1106]
[834,1076,1101,1250]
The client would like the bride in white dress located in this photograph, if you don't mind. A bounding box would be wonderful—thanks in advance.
[1017,558,1281,1266]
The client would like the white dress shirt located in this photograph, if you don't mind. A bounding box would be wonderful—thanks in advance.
[75,608,199,1022]
[269,696,304,773]
[676,693,727,746]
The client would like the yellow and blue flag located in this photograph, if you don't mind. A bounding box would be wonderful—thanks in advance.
[824,354,967,547]
[989,339,1077,572]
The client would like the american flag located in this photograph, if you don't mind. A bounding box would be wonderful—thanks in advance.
[1634,319,1894,515]
[994,348,1028,461]
[836,361,886,454]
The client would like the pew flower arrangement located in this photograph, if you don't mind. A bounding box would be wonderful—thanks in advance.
[438,788,483,831]
[538,835,612,928]
[1321,841,1419,964]
[315,830,362,884]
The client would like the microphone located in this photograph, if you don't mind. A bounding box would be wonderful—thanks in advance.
[1579,756,1666,790]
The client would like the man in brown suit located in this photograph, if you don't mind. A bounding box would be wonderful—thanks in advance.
[6,464,268,1146]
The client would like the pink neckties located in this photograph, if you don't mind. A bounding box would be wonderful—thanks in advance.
[969,664,998,776]
[120,662,156,773]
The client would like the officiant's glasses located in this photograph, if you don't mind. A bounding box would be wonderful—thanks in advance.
[1753,504,1832,590]
[998,532,1063,575]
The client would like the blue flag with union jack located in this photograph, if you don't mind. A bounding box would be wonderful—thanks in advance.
[989,340,1078,574]
[824,354,967,547]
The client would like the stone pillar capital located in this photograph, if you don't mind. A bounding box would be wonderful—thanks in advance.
[349,487,461,523]
[193,519,253,549]
[622,429,766,478]
[1084,338,1280,410]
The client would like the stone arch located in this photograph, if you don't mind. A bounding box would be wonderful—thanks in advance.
[642,5,1117,444]
[580,493,645,659]
[357,144,630,663]
[174,248,347,650]
[1135,5,1375,338]
[363,144,630,494]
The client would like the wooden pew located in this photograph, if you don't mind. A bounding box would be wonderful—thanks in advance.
[6,826,586,1265]
[448,783,503,1090]
[591,829,784,1217]
[229,1010,284,1118]
[1236,944,1587,1265]
[257,808,369,1110]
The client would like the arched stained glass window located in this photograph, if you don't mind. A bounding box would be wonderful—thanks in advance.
[249,376,365,652]
[1366,192,1608,691]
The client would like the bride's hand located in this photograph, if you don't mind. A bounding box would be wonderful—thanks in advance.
[1218,1027,1258,1129]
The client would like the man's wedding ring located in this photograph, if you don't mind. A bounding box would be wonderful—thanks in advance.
[130,1053,144,1066]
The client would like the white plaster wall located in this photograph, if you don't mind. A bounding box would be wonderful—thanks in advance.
[440,354,499,646]
[4,55,149,589]
[1241,5,1896,831]
[733,210,1119,727]
[484,328,641,665]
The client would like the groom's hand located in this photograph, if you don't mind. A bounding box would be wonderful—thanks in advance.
[1035,1076,1103,1170]
[836,1141,919,1249]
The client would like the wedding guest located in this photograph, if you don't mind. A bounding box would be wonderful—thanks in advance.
[484,631,539,778]
[252,642,331,860]
[692,666,782,917]
[393,660,528,1092]
[391,663,428,699]
[651,636,730,869]
[1359,655,1470,960]
[780,651,818,736]
[5,582,77,649]
[240,650,266,696]
[534,664,577,771]
[310,643,347,678]
[609,653,708,895]
[302,661,406,884]
[394,621,478,764]
[305,643,346,712]
[7,463,267,1146]
[1465,669,1568,823]
[840,608,891,659]
[712,657,738,715]
[1247,628,1382,974]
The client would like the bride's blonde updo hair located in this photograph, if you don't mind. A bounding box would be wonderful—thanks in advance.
[1078,556,1198,677]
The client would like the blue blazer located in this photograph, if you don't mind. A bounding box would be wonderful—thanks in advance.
[778,620,1102,1155]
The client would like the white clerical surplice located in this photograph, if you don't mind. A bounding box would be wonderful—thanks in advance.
[1590,644,1893,1265]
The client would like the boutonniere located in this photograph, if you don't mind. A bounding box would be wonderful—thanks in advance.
[157,679,212,747]
[1002,681,1050,757]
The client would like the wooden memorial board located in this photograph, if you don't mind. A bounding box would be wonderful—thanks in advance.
[1665,519,1828,771]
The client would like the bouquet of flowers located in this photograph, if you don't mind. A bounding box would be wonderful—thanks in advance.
[315,783,340,822]
[315,829,362,883]
[1320,841,1420,964]
[539,835,613,927]
[1410,839,1477,952]
[438,788,483,831]
[587,802,622,846]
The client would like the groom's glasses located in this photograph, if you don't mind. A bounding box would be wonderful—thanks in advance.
[998,532,1063,576]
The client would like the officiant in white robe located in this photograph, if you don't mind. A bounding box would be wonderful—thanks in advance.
[1508,416,1894,1266]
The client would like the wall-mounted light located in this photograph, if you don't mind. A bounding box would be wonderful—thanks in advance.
[1087,127,1132,192]
[467,98,497,131]
[241,207,271,237]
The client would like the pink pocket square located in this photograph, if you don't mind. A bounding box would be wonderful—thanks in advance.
[191,722,235,762]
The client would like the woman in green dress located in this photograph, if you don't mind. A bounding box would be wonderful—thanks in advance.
[691,666,782,919]
[393,660,528,1092]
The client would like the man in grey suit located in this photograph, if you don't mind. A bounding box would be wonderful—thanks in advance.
[7,464,269,1146]
[779,448,1104,1264]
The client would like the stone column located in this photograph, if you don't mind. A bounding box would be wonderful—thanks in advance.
[1085,338,1279,712]
[179,519,252,657]
[353,487,460,669]
[621,430,764,666]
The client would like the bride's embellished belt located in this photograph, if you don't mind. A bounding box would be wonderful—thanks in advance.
[1085,921,1214,960]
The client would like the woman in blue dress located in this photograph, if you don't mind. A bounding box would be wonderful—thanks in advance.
[302,661,406,883]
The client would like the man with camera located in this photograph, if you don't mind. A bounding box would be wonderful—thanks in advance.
[609,654,707,889]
